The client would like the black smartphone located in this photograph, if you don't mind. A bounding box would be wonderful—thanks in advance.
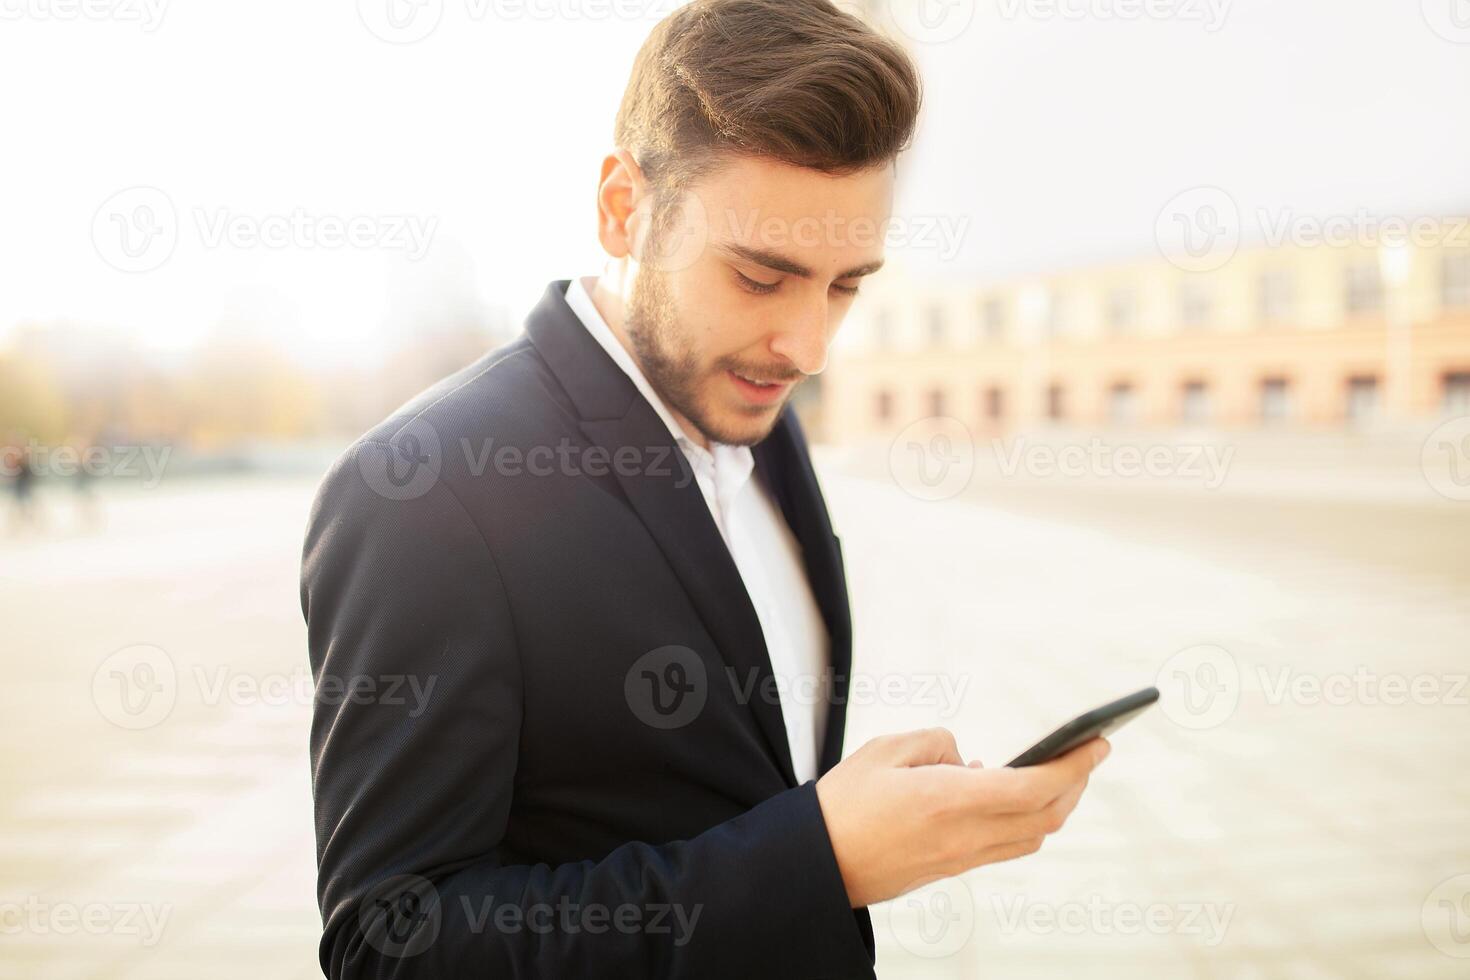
[1005,686,1160,768]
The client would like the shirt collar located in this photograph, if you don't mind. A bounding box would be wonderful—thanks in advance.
[564,276,754,486]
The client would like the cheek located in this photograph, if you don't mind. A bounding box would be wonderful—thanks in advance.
[667,268,770,366]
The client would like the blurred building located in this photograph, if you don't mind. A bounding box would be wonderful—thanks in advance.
[823,235,1470,439]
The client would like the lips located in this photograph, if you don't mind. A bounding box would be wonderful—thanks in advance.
[728,370,792,406]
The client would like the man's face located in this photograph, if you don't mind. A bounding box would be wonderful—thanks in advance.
[624,155,895,446]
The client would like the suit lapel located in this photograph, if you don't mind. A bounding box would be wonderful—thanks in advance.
[527,281,799,787]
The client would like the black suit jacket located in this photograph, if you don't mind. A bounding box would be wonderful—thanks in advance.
[301,280,875,978]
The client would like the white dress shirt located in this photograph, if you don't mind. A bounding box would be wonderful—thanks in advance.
[564,277,831,783]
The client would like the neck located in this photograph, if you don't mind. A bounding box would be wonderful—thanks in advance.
[587,264,711,451]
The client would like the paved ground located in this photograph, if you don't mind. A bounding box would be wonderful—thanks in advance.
[1,452,1466,978]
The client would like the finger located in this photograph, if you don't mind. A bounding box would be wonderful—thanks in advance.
[883,727,965,767]
[968,759,985,769]
[973,836,1046,867]
[968,738,1109,814]
[955,778,1089,858]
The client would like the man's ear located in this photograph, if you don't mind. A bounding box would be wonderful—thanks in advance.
[597,148,648,259]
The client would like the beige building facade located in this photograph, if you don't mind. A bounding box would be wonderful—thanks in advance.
[821,236,1470,441]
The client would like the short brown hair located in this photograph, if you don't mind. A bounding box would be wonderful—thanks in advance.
[615,0,922,204]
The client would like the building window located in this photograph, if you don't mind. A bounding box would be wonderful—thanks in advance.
[1108,382,1138,426]
[981,297,1007,341]
[1345,262,1384,315]
[872,309,891,349]
[1259,268,1295,322]
[1106,287,1138,333]
[1260,377,1292,424]
[1345,376,1380,424]
[926,387,947,417]
[1444,254,1470,309]
[927,306,945,346]
[875,389,894,422]
[1046,384,1066,422]
[1180,281,1213,328]
[1046,293,1072,339]
[1181,380,1211,425]
[983,385,1005,421]
[1443,372,1470,415]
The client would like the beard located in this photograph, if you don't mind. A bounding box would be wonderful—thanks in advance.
[624,264,800,447]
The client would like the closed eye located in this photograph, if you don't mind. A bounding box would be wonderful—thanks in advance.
[734,269,781,295]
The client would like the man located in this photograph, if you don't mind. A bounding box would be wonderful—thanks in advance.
[302,1,1109,977]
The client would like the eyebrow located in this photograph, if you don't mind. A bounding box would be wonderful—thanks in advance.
[718,242,885,281]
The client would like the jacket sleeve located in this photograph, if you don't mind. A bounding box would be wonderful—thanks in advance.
[302,441,875,979]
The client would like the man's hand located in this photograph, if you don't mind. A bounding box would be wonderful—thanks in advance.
[813,728,1109,908]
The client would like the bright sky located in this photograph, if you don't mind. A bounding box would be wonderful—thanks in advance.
[1,0,1466,364]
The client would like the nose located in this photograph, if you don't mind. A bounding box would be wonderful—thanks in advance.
[767,299,832,376]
